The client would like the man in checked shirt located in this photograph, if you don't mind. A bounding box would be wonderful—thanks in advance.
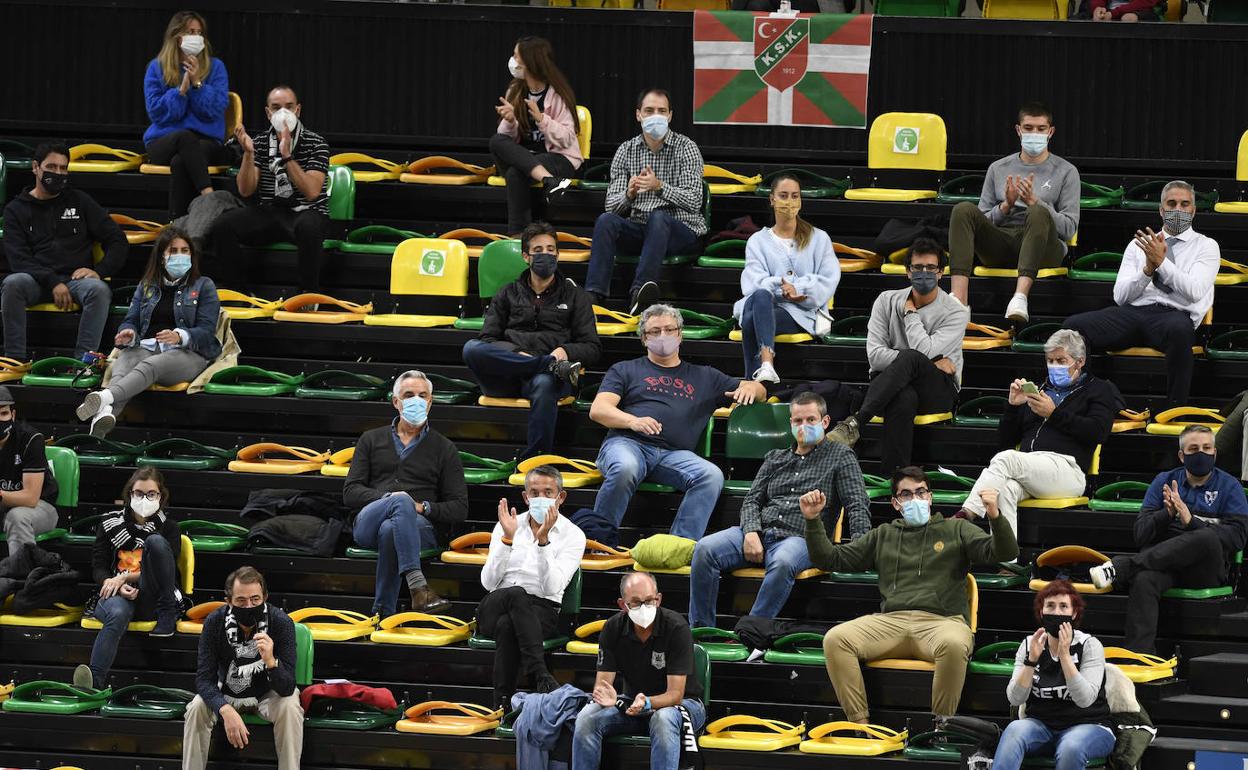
[687,391,871,629]
[585,88,706,317]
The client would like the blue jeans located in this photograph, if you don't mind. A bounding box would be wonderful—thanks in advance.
[572,698,707,770]
[738,288,804,377]
[585,211,700,298]
[462,338,570,459]
[688,526,812,628]
[993,718,1117,770]
[353,494,439,617]
[87,532,177,687]
[593,435,723,540]
[1,273,112,360]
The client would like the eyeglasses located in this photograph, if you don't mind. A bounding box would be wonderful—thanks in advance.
[131,491,161,502]
[893,488,931,502]
[643,327,680,339]
[909,264,942,274]
[625,598,659,611]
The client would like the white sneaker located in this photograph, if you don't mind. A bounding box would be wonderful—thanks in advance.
[752,362,780,384]
[89,407,115,438]
[1089,560,1117,590]
[1005,294,1029,323]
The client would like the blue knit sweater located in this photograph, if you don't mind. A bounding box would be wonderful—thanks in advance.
[142,57,230,146]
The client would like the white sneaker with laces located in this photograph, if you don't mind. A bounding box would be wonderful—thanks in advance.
[1005,294,1029,323]
[1089,560,1117,590]
[752,362,780,384]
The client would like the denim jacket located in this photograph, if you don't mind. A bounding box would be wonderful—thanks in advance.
[119,275,222,360]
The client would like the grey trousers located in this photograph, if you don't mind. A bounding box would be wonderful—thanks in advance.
[2,499,59,555]
[109,346,209,414]
[182,691,304,770]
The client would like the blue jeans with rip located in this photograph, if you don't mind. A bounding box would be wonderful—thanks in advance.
[353,494,438,617]
[688,526,812,628]
[573,697,707,770]
[992,718,1117,770]
[593,435,723,540]
[738,288,804,377]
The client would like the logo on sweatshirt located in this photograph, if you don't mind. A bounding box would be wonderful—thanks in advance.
[1205,490,1219,507]
[933,540,944,553]
[61,208,79,219]
[1041,180,1052,191]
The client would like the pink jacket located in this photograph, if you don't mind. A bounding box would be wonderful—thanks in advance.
[496,88,583,169]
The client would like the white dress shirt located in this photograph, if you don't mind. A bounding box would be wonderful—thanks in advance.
[480,512,586,605]
[1112,225,1220,327]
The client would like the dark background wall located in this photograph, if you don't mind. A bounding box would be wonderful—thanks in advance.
[2,0,1245,172]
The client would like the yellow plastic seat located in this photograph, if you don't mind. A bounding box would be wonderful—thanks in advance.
[982,0,1068,18]
[439,228,504,258]
[1215,259,1248,286]
[329,152,402,182]
[882,246,951,275]
[1102,648,1177,683]
[1145,406,1223,436]
[68,144,144,173]
[110,214,164,244]
[364,238,469,328]
[704,164,762,195]
[370,612,473,647]
[1214,131,1248,214]
[593,305,640,336]
[732,566,826,580]
[0,598,83,628]
[320,447,354,478]
[836,243,882,273]
[176,601,225,634]
[869,573,977,670]
[963,322,1014,350]
[0,358,32,384]
[698,715,805,751]
[478,395,576,408]
[1028,545,1113,594]
[441,532,493,565]
[1113,408,1150,433]
[83,535,193,632]
[508,454,602,487]
[489,105,592,186]
[1019,445,1099,509]
[844,113,946,202]
[395,701,502,734]
[868,412,953,426]
[273,293,372,324]
[217,289,282,320]
[148,381,190,393]
[228,443,330,475]
[566,619,607,655]
[556,231,592,263]
[581,540,633,571]
[631,561,692,576]
[141,92,242,174]
[974,266,1068,279]
[800,722,907,756]
[399,156,494,185]
[287,608,378,641]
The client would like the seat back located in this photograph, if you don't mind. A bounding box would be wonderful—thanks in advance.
[874,0,961,15]
[1235,129,1248,183]
[326,164,356,221]
[982,0,1066,18]
[866,113,947,172]
[694,643,712,705]
[178,534,195,595]
[560,568,583,617]
[224,92,243,139]
[391,238,470,298]
[44,446,80,509]
[576,105,592,161]
[965,572,979,633]
[478,239,527,300]
[725,403,791,459]
[294,621,315,685]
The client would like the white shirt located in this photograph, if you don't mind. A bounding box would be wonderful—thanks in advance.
[480,512,585,605]
[1113,225,1220,327]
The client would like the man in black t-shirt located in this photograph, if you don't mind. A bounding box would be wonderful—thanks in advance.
[0,386,59,554]
[572,572,704,770]
[587,303,765,540]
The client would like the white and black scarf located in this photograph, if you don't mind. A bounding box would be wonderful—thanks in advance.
[267,123,303,204]
[100,509,165,559]
[222,604,270,708]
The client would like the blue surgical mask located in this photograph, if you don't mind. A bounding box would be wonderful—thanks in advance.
[1020,133,1049,157]
[528,495,556,525]
[901,498,930,527]
[165,254,192,280]
[1047,364,1073,389]
[791,423,825,445]
[641,114,669,141]
[401,395,428,427]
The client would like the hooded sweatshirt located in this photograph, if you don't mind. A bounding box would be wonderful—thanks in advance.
[805,512,1018,622]
[2,187,127,293]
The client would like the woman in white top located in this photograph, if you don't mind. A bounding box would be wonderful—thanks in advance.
[733,174,840,382]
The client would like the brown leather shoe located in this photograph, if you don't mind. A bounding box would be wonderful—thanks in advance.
[410,587,451,614]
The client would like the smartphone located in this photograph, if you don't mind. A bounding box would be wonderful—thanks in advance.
[1021,381,1040,395]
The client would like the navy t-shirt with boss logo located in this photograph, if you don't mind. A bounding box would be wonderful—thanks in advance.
[599,358,737,452]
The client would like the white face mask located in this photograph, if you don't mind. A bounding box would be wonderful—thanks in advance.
[180,34,205,56]
[131,496,161,519]
[508,55,523,79]
[627,603,657,629]
[269,107,298,135]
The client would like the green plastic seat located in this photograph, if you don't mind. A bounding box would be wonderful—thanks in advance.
[100,684,194,720]
[136,438,236,471]
[64,513,106,546]
[826,569,880,583]
[935,173,984,204]
[1207,0,1248,21]
[823,315,870,346]
[295,370,387,401]
[680,309,733,340]
[755,168,850,199]
[1068,252,1123,283]
[763,632,826,666]
[0,140,34,170]
[863,473,891,500]
[1208,330,1248,361]
[346,545,440,560]
[1163,551,1242,600]
[690,627,751,662]
[903,729,982,760]
[264,165,353,252]
[427,373,479,404]
[1011,322,1063,353]
[460,452,518,485]
[339,225,423,255]
[203,365,305,396]
[1121,180,1218,211]
[13,445,82,545]
[1088,481,1151,512]
[697,239,747,269]
[21,356,102,389]
[972,563,1030,589]
[874,0,961,14]
[454,238,526,331]
[243,622,314,725]
[955,396,1008,428]
[2,681,112,714]
[470,570,580,651]
[723,403,792,494]
[607,644,711,747]
[967,640,1020,675]
[576,162,610,191]
[619,181,709,266]
[1080,182,1125,209]
[53,435,141,467]
[304,697,403,730]
[867,470,973,505]
[110,285,140,316]
[182,520,250,552]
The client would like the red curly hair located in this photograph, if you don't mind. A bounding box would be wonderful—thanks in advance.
[1033,579,1085,625]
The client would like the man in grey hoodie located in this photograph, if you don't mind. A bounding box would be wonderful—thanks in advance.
[948,103,1081,324]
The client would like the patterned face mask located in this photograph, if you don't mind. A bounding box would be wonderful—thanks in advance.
[1162,209,1193,235]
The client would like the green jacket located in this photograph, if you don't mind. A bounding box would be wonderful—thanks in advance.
[805,512,1019,623]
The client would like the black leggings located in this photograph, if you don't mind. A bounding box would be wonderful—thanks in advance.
[489,133,576,233]
[146,129,236,218]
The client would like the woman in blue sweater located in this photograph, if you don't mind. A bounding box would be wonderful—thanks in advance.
[733,174,840,382]
[143,10,232,218]
[76,226,222,437]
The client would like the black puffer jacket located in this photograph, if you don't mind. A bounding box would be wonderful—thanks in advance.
[998,373,1123,472]
[479,271,600,364]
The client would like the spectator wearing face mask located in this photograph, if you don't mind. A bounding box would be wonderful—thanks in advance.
[804,466,1018,727]
[490,37,581,234]
[74,226,222,438]
[585,88,706,316]
[343,371,469,617]
[1090,425,1248,653]
[462,221,600,460]
[827,238,969,475]
[1,142,127,362]
[143,10,234,218]
[587,304,765,541]
[209,85,329,296]
[74,466,184,689]
[1064,180,1218,410]
[948,102,1080,323]
[479,466,585,708]
[0,387,60,555]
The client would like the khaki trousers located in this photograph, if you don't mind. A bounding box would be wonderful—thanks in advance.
[961,449,1086,535]
[182,690,303,770]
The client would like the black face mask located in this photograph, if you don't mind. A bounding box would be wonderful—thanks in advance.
[529,252,557,279]
[40,170,69,196]
[0,420,12,440]
[1041,613,1073,638]
[232,604,265,627]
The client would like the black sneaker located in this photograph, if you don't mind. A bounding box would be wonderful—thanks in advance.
[629,281,660,317]
[549,359,582,389]
[150,612,177,638]
[534,673,560,694]
[543,177,573,205]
